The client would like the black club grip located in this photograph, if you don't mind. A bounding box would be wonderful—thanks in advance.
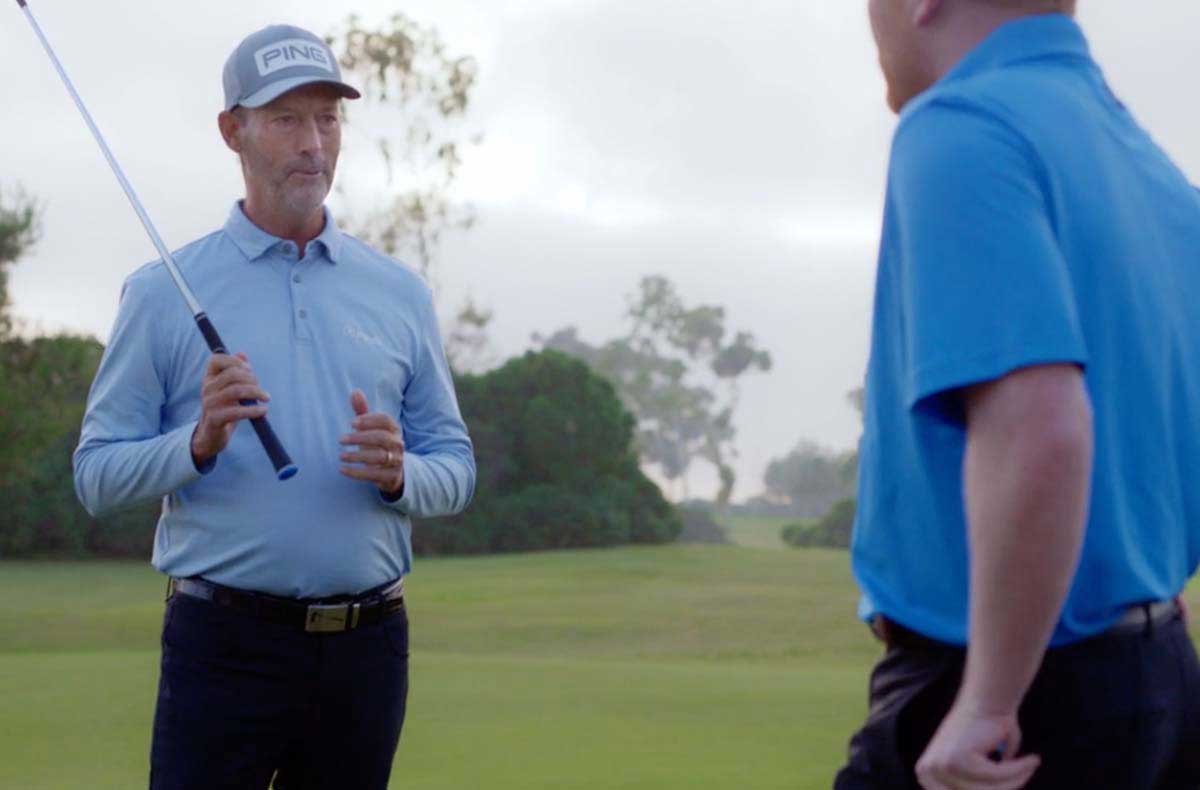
[193,313,297,480]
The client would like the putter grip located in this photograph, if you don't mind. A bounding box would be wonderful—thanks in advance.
[194,312,297,480]
[16,0,27,8]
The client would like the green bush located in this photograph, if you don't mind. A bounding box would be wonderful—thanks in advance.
[782,498,855,550]
[414,350,681,555]
[625,471,681,544]
[0,334,160,558]
[676,505,729,545]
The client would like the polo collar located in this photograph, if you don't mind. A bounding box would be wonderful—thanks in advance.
[223,201,343,264]
[942,13,1091,85]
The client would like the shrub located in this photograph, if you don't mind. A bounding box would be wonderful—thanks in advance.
[412,350,680,555]
[676,505,729,545]
[782,498,855,550]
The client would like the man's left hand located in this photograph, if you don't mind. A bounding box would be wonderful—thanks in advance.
[915,702,1040,790]
[339,389,405,497]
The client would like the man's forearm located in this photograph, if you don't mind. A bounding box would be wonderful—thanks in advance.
[958,367,1093,716]
[385,450,475,518]
[74,422,206,517]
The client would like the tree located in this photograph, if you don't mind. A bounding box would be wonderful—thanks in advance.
[0,334,101,554]
[0,183,46,551]
[325,15,492,373]
[0,187,159,558]
[416,350,681,555]
[0,328,163,558]
[444,296,496,374]
[326,13,479,281]
[0,185,41,338]
[846,386,864,417]
[537,276,772,506]
[762,381,864,519]
[763,440,857,518]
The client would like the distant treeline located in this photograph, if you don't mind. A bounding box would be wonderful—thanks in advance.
[0,338,681,559]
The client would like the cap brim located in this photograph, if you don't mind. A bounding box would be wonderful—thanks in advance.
[237,76,361,110]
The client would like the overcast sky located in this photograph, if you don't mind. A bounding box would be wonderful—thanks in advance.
[4,1,1199,501]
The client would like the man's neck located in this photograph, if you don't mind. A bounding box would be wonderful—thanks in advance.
[241,197,325,258]
[926,7,1065,86]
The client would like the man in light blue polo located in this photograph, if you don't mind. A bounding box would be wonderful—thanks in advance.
[74,24,474,790]
[836,2,1200,789]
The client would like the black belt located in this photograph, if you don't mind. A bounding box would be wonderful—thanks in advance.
[874,598,1184,653]
[169,577,406,633]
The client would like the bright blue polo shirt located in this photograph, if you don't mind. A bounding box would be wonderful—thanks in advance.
[74,203,476,598]
[853,14,1200,646]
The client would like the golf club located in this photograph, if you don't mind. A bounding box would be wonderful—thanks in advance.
[15,0,298,481]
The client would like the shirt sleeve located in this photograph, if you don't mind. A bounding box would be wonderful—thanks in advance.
[73,271,208,517]
[380,286,476,517]
[890,99,1088,412]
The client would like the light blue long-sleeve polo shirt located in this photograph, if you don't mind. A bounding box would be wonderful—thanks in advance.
[74,202,475,598]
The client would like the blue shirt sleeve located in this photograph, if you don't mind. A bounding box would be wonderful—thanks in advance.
[73,271,207,517]
[381,286,476,518]
[890,99,1088,411]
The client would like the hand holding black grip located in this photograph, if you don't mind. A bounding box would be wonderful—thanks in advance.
[194,313,298,480]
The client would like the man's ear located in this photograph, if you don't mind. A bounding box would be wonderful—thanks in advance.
[217,110,243,154]
[913,0,945,26]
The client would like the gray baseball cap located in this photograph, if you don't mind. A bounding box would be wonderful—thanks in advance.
[222,24,361,111]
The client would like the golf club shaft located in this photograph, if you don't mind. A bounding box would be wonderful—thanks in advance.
[17,0,297,481]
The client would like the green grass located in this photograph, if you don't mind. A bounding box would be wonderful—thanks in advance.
[0,546,876,789]
[7,548,1200,788]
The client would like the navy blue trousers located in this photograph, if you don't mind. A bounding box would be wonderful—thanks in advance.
[835,613,1200,789]
[149,592,409,790]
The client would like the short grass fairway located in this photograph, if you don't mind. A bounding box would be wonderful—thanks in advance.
[0,546,875,789]
[11,550,1198,788]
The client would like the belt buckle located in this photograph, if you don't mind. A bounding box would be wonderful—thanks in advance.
[305,603,360,633]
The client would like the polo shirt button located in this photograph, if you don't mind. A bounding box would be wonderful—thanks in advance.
[298,309,308,319]
[293,274,302,283]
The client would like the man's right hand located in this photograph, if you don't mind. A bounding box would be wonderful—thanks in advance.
[190,352,270,469]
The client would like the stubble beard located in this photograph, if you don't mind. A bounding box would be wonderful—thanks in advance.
[242,141,334,224]
[272,166,332,220]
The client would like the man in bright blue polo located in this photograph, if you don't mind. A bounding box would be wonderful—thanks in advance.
[836,2,1200,788]
[73,24,474,790]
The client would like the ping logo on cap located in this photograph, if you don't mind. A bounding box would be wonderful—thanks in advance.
[254,38,335,77]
